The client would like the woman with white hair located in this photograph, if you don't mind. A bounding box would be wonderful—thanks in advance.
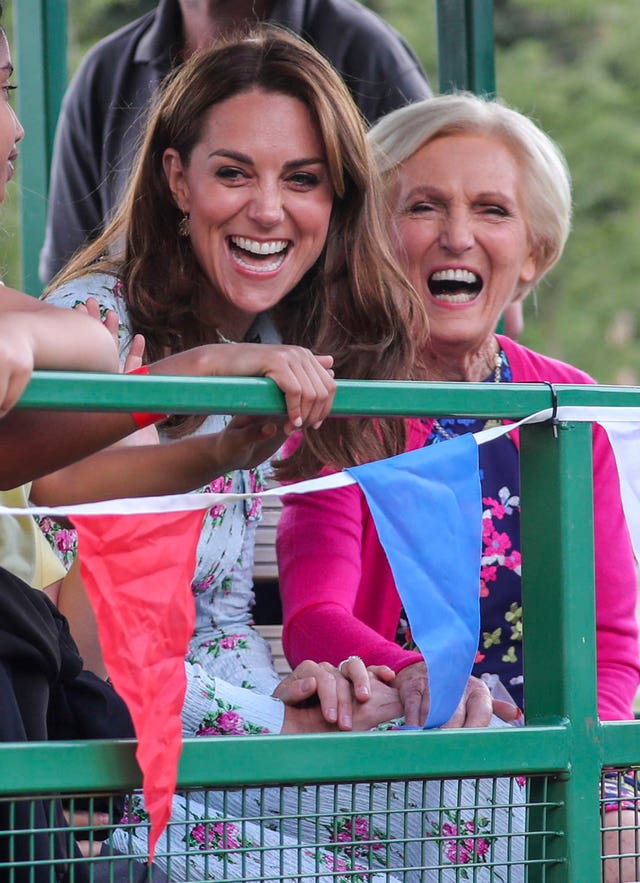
[277,93,640,882]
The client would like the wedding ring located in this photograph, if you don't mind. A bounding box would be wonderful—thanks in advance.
[338,655,363,675]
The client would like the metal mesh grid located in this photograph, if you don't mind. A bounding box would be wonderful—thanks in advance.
[600,765,640,882]
[0,775,562,882]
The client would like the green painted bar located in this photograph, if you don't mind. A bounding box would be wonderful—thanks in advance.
[437,0,471,91]
[521,422,601,881]
[14,0,67,295]
[2,377,640,881]
[16,371,640,417]
[436,0,495,94]
[16,371,619,418]
[0,725,570,796]
[468,0,496,95]
[601,721,640,767]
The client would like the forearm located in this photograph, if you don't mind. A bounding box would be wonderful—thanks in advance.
[147,345,239,377]
[279,488,422,672]
[31,434,228,505]
[57,559,106,679]
[0,295,118,373]
[0,410,138,488]
[182,663,285,736]
[284,603,423,673]
[596,658,640,721]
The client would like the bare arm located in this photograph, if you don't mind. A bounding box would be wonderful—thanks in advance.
[0,408,142,489]
[5,296,335,493]
[0,294,125,486]
[31,416,287,505]
[0,291,118,411]
[146,343,335,435]
[31,324,336,503]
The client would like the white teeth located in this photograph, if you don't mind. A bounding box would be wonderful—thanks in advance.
[430,268,479,284]
[435,292,477,304]
[232,251,287,274]
[231,236,288,255]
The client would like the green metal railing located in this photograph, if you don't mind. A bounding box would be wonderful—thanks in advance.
[0,374,638,881]
[14,0,67,296]
[436,0,496,96]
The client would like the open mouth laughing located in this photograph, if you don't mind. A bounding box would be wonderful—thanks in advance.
[228,235,290,273]
[428,268,483,304]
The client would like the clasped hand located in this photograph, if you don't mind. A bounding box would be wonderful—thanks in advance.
[274,658,402,734]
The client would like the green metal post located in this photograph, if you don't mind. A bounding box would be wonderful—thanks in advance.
[436,0,496,95]
[14,0,67,295]
[521,422,601,881]
[436,1,503,326]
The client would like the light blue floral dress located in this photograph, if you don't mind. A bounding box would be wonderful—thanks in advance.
[46,274,525,881]
[46,273,281,698]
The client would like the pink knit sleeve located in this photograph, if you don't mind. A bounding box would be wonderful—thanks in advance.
[277,482,423,672]
[592,423,640,720]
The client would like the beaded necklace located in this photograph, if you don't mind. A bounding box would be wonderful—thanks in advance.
[431,349,503,441]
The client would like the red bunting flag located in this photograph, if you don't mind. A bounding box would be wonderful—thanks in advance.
[70,509,205,861]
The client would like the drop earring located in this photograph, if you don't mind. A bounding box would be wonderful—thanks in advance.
[178,213,190,237]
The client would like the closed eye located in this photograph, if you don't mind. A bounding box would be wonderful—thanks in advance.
[479,204,509,218]
[407,201,435,214]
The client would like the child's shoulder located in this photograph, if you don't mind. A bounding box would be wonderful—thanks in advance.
[47,271,124,310]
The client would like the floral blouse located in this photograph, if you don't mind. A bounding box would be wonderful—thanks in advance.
[46,273,284,724]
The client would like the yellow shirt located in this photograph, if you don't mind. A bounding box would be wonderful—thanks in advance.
[0,484,66,590]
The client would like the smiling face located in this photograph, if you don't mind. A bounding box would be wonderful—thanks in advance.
[0,31,23,204]
[391,132,536,374]
[163,88,334,339]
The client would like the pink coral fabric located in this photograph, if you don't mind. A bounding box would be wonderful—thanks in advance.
[72,509,205,860]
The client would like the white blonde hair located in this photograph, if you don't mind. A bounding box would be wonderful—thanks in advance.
[368,92,572,297]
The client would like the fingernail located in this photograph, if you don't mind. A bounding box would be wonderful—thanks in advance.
[327,706,337,722]
[293,416,302,427]
[300,678,314,692]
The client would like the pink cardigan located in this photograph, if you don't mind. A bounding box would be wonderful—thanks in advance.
[277,336,640,720]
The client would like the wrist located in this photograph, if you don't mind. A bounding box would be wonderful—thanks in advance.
[281,703,335,735]
[128,365,169,428]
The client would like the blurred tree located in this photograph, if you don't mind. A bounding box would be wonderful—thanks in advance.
[495,0,640,382]
[377,0,640,383]
[68,0,156,68]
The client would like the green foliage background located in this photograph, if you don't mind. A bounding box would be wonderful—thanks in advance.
[6,0,640,382]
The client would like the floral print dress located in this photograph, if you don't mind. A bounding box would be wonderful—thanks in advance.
[45,274,526,880]
[46,274,282,704]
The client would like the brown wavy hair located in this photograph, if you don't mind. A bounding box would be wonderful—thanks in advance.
[46,26,427,479]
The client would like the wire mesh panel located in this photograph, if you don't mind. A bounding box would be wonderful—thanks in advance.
[600,766,640,883]
[0,774,564,882]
